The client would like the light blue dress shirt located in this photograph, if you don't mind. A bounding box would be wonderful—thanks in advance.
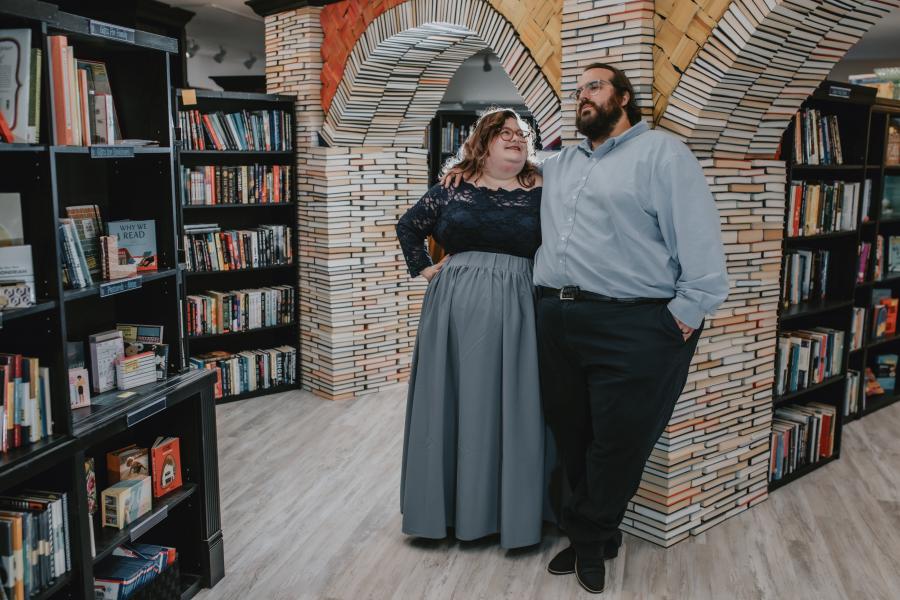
[533,121,729,329]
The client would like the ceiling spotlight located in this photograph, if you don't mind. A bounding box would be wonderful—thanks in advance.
[213,45,227,64]
[185,39,199,58]
[243,53,257,70]
[482,54,492,72]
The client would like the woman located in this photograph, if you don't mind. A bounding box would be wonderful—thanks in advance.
[396,108,546,548]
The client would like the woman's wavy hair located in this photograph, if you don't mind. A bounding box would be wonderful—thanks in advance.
[440,107,540,188]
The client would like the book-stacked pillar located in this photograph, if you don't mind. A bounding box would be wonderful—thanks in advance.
[560,0,655,145]
[649,0,900,543]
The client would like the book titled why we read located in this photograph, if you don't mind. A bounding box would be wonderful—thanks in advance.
[107,220,157,272]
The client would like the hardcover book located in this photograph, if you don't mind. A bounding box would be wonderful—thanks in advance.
[88,329,124,393]
[68,366,91,408]
[0,244,35,304]
[107,444,150,484]
[0,193,23,247]
[100,477,151,529]
[85,458,97,515]
[0,29,37,143]
[151,437,182,498]
[106,220,157,272]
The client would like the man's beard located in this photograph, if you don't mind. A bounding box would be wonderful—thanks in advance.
[576,97,623,140]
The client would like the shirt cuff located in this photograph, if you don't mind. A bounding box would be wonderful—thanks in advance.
[667,296,705,330]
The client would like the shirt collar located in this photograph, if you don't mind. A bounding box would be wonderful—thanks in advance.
[577,120,649,158]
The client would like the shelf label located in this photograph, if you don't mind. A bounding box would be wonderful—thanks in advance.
[89,20,135,44]
[99,276,142,298]
[126,396,167,427]
[827,85,851,99]
[90,145,135,159]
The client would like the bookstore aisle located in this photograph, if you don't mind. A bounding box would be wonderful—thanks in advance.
[198,385,900,600]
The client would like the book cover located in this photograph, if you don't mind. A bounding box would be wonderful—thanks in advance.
[891,236,900,274]
[880,298,899,335]
[106,445,149,484]
[116,323,164,344]
[88,330,124,393]
[865,367,884,397]
[0,244,35,303]
[0,282,33,309]
[876,354,898,395]
[0,29,35,143]
[85,458,97,515]
[0,193,23,247]
[100,478,151,529]
[150,437,182,498]
[107,220,157,272]
[67,366,91,409]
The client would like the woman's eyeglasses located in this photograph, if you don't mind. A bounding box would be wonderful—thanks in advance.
[498,128,532,142]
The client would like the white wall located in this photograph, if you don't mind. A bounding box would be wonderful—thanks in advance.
[179,4,265,91]
[440,52,525,108]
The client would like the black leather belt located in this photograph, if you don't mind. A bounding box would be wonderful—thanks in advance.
[539,286,669,304]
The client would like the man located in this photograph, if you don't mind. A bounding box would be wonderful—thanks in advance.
[534,64,728,593]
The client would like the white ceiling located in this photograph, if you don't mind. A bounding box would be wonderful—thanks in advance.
[168,1,262,51]
[842,7,900,60]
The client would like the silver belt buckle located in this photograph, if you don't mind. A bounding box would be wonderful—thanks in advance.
[559,285,579,301]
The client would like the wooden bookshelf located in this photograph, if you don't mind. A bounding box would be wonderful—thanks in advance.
[175,89,300,403]
[0,3,223,598]
[773,80,900,491]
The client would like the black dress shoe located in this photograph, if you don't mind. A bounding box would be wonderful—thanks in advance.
[546,532,623,576]
[547,546,576,575]
[575,556,605,594]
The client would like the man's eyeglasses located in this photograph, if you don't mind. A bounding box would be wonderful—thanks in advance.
[568,79,613,101]
[498,128,532,142]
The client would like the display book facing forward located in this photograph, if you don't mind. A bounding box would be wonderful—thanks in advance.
[100,437,182,531]
[59,203,159,289]
[0,490,71,600]
[0,193,35,307]
[85,324,167,396]
[0,29,42,144]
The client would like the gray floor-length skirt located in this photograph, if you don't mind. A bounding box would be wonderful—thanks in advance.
[400,250,548,549]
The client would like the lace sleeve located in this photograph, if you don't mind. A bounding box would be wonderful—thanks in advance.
[396,185,446,277]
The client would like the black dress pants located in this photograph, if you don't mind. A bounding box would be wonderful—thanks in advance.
[536,293,701,559]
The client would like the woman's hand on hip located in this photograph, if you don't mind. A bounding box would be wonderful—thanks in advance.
[421,254,451,282]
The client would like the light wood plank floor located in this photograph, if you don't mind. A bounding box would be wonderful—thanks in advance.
[195,385,900,600]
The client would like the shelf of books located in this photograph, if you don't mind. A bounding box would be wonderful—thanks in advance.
[0,3,224,599]
[772,81,900,491]
[175,88,300,404]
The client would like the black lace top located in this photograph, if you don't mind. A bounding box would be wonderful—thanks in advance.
[396,181,542,277]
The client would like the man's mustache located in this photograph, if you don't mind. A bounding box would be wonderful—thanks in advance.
[578,100,601,113]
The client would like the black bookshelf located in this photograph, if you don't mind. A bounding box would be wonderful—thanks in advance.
[0,3,223,598]
[175,88,300,403]
[773,80,900,492]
